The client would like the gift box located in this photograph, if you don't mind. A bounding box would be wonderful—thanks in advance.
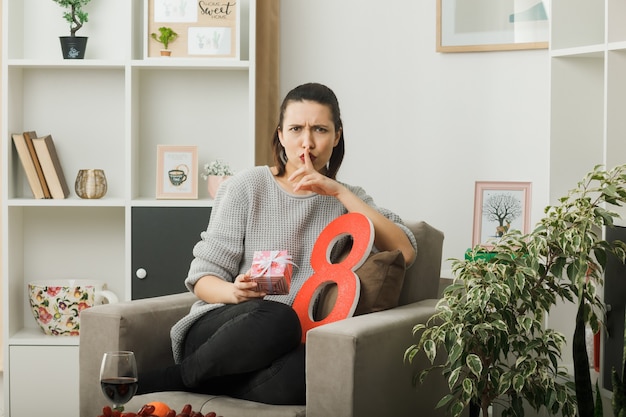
[251,250,294,295]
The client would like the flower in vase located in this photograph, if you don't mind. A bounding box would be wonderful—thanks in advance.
[201,159,233,180]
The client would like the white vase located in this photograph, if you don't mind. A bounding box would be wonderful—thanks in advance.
[207,175,230,199]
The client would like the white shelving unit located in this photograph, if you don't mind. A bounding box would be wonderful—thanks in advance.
[549,0,626,398]
[550,0,626,203]
[1,0,256,415]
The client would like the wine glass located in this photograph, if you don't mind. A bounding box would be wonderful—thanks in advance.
[100,351,138,412]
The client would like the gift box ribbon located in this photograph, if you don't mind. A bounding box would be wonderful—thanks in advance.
[253,250,297,278]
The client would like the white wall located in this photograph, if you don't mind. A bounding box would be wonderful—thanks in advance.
[280,0,550,273]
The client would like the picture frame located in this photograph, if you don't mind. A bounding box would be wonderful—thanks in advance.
[156,145,198,199]
[472,181,532,248]
[146,0,240,58]
[437,0,549,53]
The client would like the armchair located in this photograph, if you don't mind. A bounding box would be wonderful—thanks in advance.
[80,221,450,417]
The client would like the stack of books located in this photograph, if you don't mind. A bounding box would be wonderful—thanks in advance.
[12,131,70,199]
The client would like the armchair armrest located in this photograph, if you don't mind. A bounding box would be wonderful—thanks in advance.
[79,292,197,417]
[306,299,452,417]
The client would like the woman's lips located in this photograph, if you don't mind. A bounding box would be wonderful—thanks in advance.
[300,153,317,163]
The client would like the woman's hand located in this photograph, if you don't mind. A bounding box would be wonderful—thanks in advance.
[233,270,267,302]
[288,149,345,196]
[194,271,266,305]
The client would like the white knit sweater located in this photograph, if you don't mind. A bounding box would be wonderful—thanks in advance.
[170,166,417,362]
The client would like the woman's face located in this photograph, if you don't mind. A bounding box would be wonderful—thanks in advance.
[278,100,341,174]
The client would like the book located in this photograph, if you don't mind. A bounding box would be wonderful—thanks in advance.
[23,131,51,198]
[11,133,46,199]
[32,135,70,199]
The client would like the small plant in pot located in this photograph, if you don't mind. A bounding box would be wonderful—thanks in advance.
[53,0,91,59]
[151,27,179,57]
[202,160,233,199]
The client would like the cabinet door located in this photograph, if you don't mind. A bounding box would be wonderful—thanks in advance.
[603,225,626,390]
[132,207,211,299]
[10,345,79,417]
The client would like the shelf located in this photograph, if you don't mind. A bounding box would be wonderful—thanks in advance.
[608,41,626,52]
[131,198,215,207]
[550,41,626,58]
[131,59,250,70]
[7,197,126,207]
[9,328,79,346]
[9,197,215,208]
[550,44,605,58]
[6,59,127,69]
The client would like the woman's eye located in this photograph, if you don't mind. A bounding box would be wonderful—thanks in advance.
[290,126,301,132]
[315,127,328,133]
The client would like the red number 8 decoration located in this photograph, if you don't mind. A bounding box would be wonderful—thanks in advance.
[292,212,374,343]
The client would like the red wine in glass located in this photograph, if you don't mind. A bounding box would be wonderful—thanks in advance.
[100,351,138,411]
[101,377,138,405]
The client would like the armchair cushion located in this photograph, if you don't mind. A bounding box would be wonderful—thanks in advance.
[316,250,406,319]
[354,249,405,315]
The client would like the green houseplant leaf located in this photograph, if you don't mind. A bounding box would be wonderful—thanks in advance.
[151,27,179,50]
[52,0,91,36]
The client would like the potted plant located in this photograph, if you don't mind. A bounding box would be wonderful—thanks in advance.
[406,164,626,417]
[52,0,91,59]
[201,159,233,199]
[151,27,179,57]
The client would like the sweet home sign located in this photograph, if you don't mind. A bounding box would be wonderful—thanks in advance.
[147,0,239,58]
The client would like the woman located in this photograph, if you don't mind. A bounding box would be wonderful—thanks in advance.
[138,82,417,405]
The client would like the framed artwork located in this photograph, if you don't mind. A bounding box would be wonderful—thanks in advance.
[437,0,549,52]
[146,0,239,58]
[472,181,532,247]
[156,145,198,199]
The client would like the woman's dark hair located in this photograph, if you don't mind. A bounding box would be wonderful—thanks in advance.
[271,83,345,179]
